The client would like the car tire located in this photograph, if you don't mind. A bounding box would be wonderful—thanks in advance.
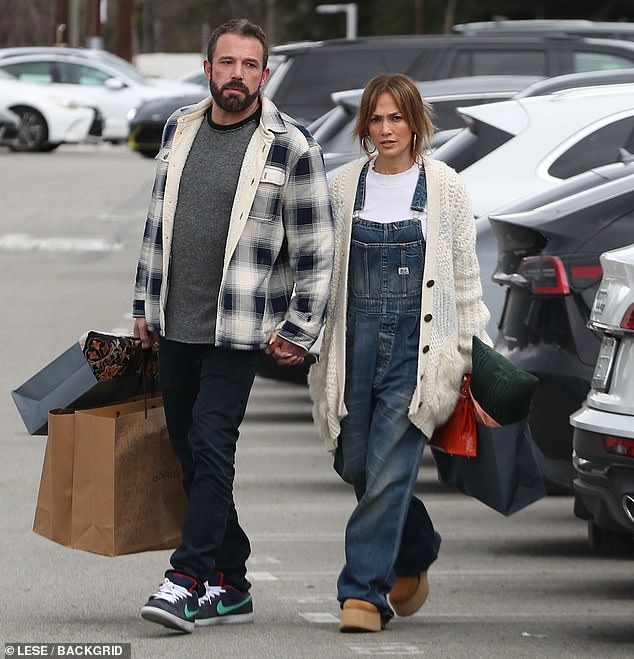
[9,105,50,152]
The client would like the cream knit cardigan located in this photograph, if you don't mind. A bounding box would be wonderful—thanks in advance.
[308,156,491,454]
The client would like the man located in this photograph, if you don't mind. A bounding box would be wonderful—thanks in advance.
[133,18,333,633]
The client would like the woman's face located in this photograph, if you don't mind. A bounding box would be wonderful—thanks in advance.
[367,90,413,169]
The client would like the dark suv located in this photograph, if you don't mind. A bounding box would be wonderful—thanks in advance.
[489,164,634,493]
[265,34,634,124]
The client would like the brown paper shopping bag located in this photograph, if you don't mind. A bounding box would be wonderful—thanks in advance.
[70,396,186,556]
[32,408,76,546]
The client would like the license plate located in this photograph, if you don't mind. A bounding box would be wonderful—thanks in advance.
[591,335,618,392]
[591,286,609,317]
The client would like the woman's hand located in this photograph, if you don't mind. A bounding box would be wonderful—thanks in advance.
[265,332,307,366]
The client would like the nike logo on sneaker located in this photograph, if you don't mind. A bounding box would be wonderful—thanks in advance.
[184,603,199,619]
[216,594,252,616]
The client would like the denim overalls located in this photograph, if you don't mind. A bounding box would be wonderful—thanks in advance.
[335,162,441,618]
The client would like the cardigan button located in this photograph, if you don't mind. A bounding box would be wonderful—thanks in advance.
[424,313,432,322]
[426,280,435,287]
[422,345,430,353]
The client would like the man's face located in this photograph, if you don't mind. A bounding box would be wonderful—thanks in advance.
[205,33,269,115]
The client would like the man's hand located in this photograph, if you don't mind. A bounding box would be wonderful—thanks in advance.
[133,317,158,350]
[265,332,308,366]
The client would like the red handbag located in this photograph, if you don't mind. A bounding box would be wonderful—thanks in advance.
[429,374,477,457]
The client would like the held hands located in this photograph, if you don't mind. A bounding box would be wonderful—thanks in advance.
[265,331,307,366]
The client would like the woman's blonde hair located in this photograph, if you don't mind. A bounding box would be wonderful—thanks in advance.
[354,73,435,161]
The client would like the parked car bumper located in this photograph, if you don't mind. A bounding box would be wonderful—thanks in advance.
[128,121,162,158]
[571,405,634,537]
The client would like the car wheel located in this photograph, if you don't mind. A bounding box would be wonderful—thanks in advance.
[9,106,50,152]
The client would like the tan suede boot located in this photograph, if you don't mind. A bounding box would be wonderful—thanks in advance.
[389,571,429,616]
[339,599,382,633]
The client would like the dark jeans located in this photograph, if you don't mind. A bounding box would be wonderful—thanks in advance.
[158,337,259,592]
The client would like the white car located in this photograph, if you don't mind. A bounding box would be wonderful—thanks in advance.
[0,69,99,151]
[435,84,634,219]
[0,48,203,142]
[570,242,634,548]
[433,83,634,332]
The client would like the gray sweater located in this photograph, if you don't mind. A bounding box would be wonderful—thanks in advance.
[165,115,257,343]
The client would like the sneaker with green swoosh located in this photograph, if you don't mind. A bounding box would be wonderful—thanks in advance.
[141,571,202,633]
[196,580,254,626]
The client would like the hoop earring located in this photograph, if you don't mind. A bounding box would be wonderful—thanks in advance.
[363,136,377,155]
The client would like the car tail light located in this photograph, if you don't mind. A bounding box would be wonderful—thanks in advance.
[603,435,634,458]
[517,256,570,295]
[620,303,634,331]
[515,256,603,295]
[569,265,603,289]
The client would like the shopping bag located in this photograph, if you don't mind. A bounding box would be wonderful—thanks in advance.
[32,408,76,546]
[432,418,546,516]
[70,396,186,556]
[429,374,477,457]
[11,332,158,435]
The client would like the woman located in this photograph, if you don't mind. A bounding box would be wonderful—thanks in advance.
[308,73,491,633]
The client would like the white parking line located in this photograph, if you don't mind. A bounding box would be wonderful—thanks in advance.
[247,556,281,565]
[247,571,278,581]
[298,612,339,624]
[0,233,122,252]
[346,644,424,656]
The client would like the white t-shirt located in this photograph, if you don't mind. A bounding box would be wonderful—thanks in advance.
[361,161,427,237]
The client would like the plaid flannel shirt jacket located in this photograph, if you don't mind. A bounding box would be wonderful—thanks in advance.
[133,95,334,351]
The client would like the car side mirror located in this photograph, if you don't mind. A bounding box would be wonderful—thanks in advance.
[104,77,126,91]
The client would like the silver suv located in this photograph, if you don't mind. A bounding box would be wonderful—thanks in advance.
[571,243,634,550]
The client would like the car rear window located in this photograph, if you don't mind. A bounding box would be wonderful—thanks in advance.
[549,116,634,178]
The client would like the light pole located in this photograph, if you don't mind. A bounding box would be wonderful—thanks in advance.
[316,3,358,40]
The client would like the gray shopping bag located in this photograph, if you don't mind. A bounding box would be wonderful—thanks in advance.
[12,333,158,435]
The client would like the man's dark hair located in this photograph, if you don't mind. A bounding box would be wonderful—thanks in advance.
[206,18,269,69]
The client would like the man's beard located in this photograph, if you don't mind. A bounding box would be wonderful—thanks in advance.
[210,79,260,113]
